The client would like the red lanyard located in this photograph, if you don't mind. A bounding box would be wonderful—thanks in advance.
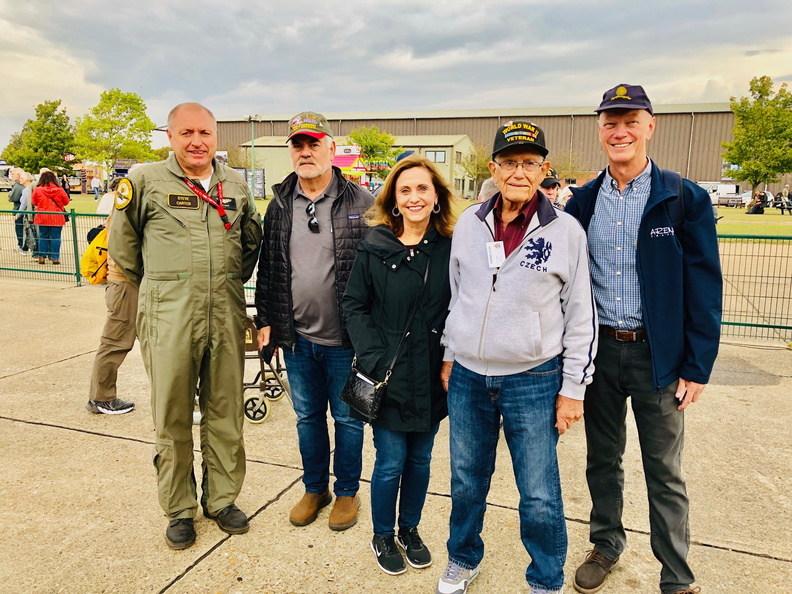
[182,177,231,231]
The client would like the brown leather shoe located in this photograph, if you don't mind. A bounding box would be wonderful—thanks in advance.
[573,549,619,593]
[328,494,360,531]
[289,490,332,526]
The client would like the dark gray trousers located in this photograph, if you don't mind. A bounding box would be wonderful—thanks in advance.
[584,333,694,593]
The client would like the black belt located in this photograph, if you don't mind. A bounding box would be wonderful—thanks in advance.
[601,325,647,342]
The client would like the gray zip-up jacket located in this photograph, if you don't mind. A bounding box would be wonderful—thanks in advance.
[442,193,598,399]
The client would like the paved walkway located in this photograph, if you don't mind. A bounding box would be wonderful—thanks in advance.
[0,279,790,593]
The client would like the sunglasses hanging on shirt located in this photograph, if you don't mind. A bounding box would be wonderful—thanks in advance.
[306,201,319,233]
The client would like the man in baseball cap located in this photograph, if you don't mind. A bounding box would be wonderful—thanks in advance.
[565,84,721,594]
[256,111,373,533]
[541,167,561,205]
[436,119,597,594]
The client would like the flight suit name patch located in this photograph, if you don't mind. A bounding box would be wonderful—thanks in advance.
[168,194,199,209]
[222,197,237,211]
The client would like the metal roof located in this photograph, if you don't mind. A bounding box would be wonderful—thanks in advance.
[221,103,731,123]
[242,134,471,148]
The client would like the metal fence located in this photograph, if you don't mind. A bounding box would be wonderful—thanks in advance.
[2,210,790,341]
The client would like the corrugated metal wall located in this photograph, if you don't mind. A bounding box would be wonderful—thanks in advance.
[217,110,790,185]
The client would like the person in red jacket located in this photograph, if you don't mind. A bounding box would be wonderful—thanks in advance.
[31,170,70,264]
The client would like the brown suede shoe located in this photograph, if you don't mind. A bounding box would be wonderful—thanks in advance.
[289,490,332,526]
[328,494,360,531]
[573,549,619,593]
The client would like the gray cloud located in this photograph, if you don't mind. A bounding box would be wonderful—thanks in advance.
[1,0,792,149]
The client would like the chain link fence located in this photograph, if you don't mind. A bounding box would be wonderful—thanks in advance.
[2,209,790,341]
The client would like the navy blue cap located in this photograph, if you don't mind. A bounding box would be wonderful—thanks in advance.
[596,84,653,115]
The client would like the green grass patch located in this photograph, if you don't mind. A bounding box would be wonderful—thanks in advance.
[715,205,792,237]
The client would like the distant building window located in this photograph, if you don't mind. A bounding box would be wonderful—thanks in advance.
[455,151,462,162]
[455,178,462,191]
[426,150,446,163]
[468,179,475,192]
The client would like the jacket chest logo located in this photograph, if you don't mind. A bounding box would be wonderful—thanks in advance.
[520,237,552,272]
[168,194,199,209]
[650,226,675,238]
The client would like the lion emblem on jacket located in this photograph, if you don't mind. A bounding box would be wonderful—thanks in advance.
[523,238,552,266]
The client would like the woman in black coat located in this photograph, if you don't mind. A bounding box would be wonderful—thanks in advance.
[343,155,456,576]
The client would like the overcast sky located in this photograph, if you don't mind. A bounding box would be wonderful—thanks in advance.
[1,0,790,151]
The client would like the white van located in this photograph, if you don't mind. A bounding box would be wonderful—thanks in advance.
[697,181,740,206]
[0,164,14,192]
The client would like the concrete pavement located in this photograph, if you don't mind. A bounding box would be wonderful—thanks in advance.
[0,278,790,593]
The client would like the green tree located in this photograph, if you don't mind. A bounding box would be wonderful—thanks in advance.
[75,88,156,173]
[460,143,491,193]
[347,125,402,180]
[550,149,592,185]
[721,76,792,193]
[151,147,172,161]
[1,100,76,174]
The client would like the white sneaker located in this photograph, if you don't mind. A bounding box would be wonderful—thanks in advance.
[436,561,480,594]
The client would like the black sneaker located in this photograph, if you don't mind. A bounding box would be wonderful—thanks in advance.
[206,503,249,534]
[166,518,195,550]
[371,534,407,575]
[85,398,135,415]
[397,526,432,568]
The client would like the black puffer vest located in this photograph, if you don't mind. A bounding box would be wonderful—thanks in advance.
[254,167,373,349]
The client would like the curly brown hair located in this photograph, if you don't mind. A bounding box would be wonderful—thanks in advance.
[365,154,458,238]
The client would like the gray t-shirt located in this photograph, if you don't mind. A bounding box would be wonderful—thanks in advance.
[290,176,343,346]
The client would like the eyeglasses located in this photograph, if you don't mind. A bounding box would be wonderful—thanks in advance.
[494,160,544,173]
[306,201,319,233]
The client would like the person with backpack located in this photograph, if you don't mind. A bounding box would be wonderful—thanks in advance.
[565,84,722,594]
[85,207,136,415]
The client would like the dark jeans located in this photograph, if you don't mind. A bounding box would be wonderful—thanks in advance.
[37,225,63,260]
[371,422,439,536]
[282,334,364,496]
[584,333,694,594]
[446,359,566,592]
[14,215,25,249]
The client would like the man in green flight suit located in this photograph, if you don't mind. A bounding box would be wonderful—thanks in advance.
[110,102,262,549]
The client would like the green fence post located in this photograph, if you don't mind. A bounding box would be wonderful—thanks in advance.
[70,208,82,286]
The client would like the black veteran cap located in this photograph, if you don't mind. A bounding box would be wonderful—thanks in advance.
[541,167,560,188]
[287,111,334,141]
[492,121,548,159]
[596,84,653,114]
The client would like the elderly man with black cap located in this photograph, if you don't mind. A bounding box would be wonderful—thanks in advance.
[255,111,373,531]
[436,122,597,594]
[565,85,721,594]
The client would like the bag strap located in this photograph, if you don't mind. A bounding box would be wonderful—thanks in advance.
[354,259,431,386]
[660,169,685,232]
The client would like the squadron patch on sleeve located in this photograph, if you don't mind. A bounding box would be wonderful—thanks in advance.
[115,178,134,210]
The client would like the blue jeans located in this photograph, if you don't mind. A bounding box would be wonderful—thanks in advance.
[446,359,566,592]
[371,423,440,536]
[37,225,63,260]
[14,215,25,250]
[282,334,364,496]
[94,187,100,200]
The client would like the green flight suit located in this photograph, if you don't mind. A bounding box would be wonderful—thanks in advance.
[109,154,262,519]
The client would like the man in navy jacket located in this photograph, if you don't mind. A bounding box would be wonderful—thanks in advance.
[565,84,722,594]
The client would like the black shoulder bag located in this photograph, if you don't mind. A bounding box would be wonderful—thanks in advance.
[341,261,430,423]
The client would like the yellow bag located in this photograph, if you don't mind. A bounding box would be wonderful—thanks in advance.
[80,227,109,284]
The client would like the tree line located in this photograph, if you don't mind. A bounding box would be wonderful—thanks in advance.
[1,89,159,176]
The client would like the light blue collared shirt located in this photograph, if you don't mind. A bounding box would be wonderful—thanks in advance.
[588,159,652,329]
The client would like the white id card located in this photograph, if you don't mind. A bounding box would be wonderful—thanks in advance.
[486,241,506,268]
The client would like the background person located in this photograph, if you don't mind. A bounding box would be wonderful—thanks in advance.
[343,155,455,576]
[540,167,561,206]
[17,171,36,255]
[8,167,26,253]
[565,84,721,594]
[91,175,102,200]
[96,178,121,217]
[31,170,69,265]
[255,111,373,532]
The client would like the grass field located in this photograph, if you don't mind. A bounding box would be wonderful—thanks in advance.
[64,192,792,237]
